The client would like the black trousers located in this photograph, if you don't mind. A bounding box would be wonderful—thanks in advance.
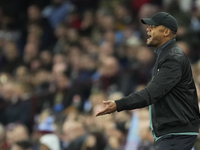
[155,135,197,150]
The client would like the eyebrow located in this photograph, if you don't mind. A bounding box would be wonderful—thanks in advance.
[149,25,158,28]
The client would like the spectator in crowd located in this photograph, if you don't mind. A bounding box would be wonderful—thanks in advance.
[0,81,33,129]
[62,120,87,150]
[5,123,30,149]
[0,41,23,74]
[26,4,55,49]
[81,131,106,150]
[11,140,33,150]
[53,23,68,54]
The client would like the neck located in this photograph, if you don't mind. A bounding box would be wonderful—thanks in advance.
[156,37,175,48]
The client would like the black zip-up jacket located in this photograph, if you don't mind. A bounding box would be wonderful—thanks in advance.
[115,39,200,137]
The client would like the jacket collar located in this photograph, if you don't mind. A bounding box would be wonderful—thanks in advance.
[155,38,176,57]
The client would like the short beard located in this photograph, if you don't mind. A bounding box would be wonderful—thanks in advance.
[147,42,156,47]
[147,37,161,48]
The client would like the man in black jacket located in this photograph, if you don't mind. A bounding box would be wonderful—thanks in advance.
[96,12,200,150]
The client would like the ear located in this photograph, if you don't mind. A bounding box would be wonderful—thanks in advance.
[164,28,171,37]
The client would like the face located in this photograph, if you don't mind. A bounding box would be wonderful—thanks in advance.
[146,25,167,48]
[40,144,50,150]
[10,145,23,150]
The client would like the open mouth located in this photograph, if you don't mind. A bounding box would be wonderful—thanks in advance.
[147,35,152,41]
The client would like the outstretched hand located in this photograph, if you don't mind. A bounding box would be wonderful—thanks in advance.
[95,100,117,116]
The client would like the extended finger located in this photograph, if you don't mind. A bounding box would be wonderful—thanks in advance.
[95,107,110,116]
[95,111,108,116]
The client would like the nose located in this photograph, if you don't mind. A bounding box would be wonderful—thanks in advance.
[146,26,151,32]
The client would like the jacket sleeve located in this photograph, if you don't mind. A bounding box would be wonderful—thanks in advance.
[115,58,182,112]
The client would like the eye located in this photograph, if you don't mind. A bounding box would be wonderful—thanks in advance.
[149,25,157,29]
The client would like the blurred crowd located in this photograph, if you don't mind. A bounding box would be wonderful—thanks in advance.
[0,0,200,150]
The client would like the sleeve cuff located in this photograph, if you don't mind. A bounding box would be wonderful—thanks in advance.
[115,98,127,112]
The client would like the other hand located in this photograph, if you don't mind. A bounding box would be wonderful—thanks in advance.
[95,100,117,116]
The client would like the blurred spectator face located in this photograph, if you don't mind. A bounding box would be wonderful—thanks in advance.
[82,132,106,150]
[6,129,15,146]
[62,120,81,143]
[104,30,115,44]
[191,64,198,80]
[176,27,187,38]
[80,11,94,29]
[1,16,14,30]
[2,82,15,101]
[95,9,106,25]
[101,16,115,31]
[0,124,5,149]
[138,3,159,20]
[80,54,97,71]
[24,42,39,61]
[114,5,129,20]
[82,115,95,130]
[80,36,92,50]
[54,72,69,90]
[15,66,29,82]
[28,23,42,36]
[30,59,41,72]
[123,26,135,40]
[12,125,29,143]
[40,144,50,150]
[33,70,51,86]
[103,121,115,137]
[103,120,123,149]
[83,11,94,24]
[196,83,200,99]
[55,23,67,39]
[177,41,190,56]
[95,10,105,25]
[27,24,42,46]
[14,82,32,99]
[108,135,121,149]
[11,144,25,150]
[68,46,81,70]
[53,54,66,64]
[4,41,18,61]
[26,33,40,46]
[27,5,41,21]
[40,51,52,66]
[126,46,138,60]
[11,145,20,150]
[192,61,200,82]
[52,62,67,75]
[99,42,114,59]
[100,56,119,77]
[5,123,29,147]
[15,66,28,76]
[136,46,154,65]
[83,134,97,149]
[66,27,79,43]
[87,43,100,55]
